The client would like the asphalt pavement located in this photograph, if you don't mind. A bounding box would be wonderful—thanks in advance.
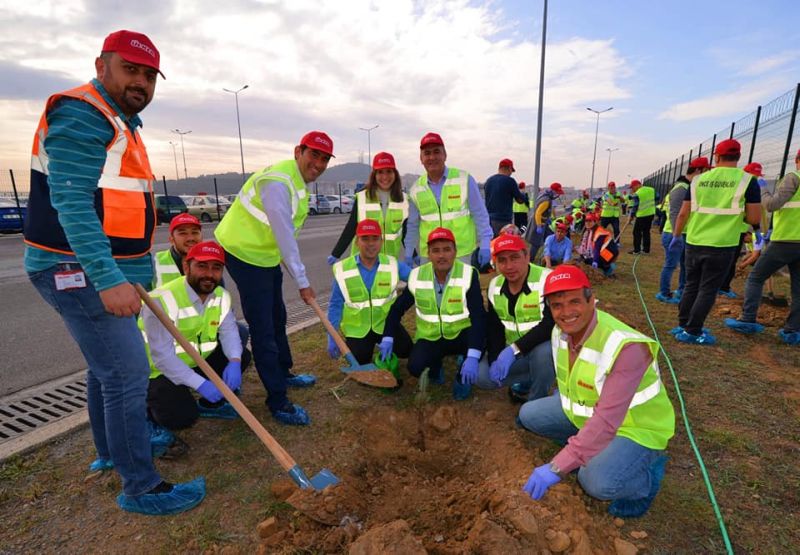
[0,214,350,397]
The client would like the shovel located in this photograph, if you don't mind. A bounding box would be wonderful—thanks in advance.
[135,284,339,492]
[308,297,398,388]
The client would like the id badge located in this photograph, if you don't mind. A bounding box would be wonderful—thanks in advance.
[54,269,87,291]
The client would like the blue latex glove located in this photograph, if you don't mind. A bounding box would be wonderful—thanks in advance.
[327,255,339,266]
[535,225,544,235]
[668,235,684,251]
[757,177,768,188]
[754,231,763,248]
[764,229,772,241]
[591,261,598,269]
[327,335,340,359]
[489,346,516,386]
[404,255,415,267]
[478,247,491,266]
[222,360,242,391]
[523,463,562,500]
[197,380,224,403]
[378,336,394,361]
[460,356,480,385]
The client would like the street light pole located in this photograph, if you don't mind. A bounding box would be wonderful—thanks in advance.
[532,0,548,201]
[172,129,192,179]
[605,147,619,185]
[168,141,180,183]
[358,124,379,163]
[223,84,249,183]
[587,107,613,197]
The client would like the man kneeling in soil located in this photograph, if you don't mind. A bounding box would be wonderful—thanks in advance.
[140,241,251,456]
[518,265,675,517]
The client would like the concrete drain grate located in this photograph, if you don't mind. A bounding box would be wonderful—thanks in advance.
[0,374,87,445]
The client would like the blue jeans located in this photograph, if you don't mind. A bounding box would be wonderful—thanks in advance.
[224,252,293,412]
[659,232,686,296]
[740,241,800,331]
[29,263,161,496]
[518,393,662,501]
[476,341,555,400]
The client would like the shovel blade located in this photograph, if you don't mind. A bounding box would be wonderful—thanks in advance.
[310,468,340,490]
[338,353,398,387]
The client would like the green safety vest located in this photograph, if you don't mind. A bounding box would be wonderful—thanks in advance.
[635,186,656,217]
[771,170,800,241]
[350,190,408,259]
[407,260,473,341]
[661,181,689,234]
[333,254,399,338]
[139,277,232,379]
[600,192,621,218]
[488,263,551,344]
[571,198,584,211]
[549,216,569,232]
[553,310,675,450]
[152,249,182,289]
[685,167,751,248]
[513,194,529,214]
[214,159,309,267]
[409,167,477,257]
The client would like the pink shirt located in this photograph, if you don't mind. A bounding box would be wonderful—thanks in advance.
[552,310,654,474]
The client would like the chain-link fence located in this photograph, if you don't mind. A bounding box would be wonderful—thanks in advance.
[644,83,800,200]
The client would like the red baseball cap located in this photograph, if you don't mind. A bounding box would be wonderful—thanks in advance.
[372,152,395,170]
[519,181,526,189]
[499,158,515,171]
[299,131,335,157]
[585,212,600,222]
[169,213,201,233]
[356,218,382,237]
[715,138,740,156]
[420,132,444,149]
[550,182,564,195]
[493,234,527,255]
[688,156,710,170]
[555,222,569,232]
[743,162,763,177]
[608,181,616,188]
[185,241,225,264]
[102,30,164,78]
[630,179,641,187]
[543,264,591,296]
[796,149,800,159]
[427,227,455,244]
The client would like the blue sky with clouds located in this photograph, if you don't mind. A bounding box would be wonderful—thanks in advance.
[0,0,797,188]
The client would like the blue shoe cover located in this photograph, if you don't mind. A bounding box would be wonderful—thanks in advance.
[510,381,531,397]
[718,289,737,299]
[286,373,316,388]
[116,477,206,516]
[272,403,310,426]
[675,330,716,345]
[655,292,679,304]
[89,458,114,472]
[452,380,472,401]
[673,289,683,300]
[668,326,684,336]
[608,456,667,518]
[724,318,764,334]
[197,401,239,420]
[429,365,445,385]
[779,329,800,345]
[148,420,175,458]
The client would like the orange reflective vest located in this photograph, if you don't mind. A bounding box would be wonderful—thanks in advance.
[592,226,615,262]
[24,82,156,258]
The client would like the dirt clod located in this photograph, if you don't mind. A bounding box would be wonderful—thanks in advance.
[465,518,523,554]
[348,520,426,555]
[613,517,625,528]
[630,530,648,539]
[546,529,572,552]
[256,516,279,539]
[614,537,639,555]
[429,406,455,432]
[270,479,297,501]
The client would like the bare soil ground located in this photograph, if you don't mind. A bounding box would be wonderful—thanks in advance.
[1,228,798,554]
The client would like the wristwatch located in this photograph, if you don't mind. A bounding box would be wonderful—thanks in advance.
[549,462,564,478]
[510,343,521,357]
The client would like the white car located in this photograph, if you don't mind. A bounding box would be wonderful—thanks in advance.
[180,195,230,222]
[325,195,353,214]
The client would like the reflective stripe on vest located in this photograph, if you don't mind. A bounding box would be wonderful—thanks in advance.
[407,260,472,340]
[686,167,750,247]
[410,168,476,257]
[333,254,399,337]
[592,226,615,261]
[353,190,408,258]
[488,264,551,344]
[140,278,232,378]
[771,170,800,241]
[635,186,656,217]
[153,249,182,289]
[214,160,308,267]
[24,82,156,258]
[551,310,675,450]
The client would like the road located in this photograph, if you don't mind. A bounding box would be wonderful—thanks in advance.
[0,214,350,397]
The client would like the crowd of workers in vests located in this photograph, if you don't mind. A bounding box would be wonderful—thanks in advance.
[21,29,799,522]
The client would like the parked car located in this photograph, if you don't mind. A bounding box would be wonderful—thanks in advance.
[308,194,331,215]
[0,198,26,232]
[154,194,188,224]
[181,194,230,222]
[324,194,353,214]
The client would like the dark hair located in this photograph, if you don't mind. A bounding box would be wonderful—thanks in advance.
[720,153,741,162]
[365,168,404,203]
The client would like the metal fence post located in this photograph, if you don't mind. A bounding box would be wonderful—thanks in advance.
[710,133,717,160]
[779,83,800,179]
[162,176,171,222]
[749,106,762,164]
[213,177,221,220]
[729,121,735,139]
[9,169,23,220]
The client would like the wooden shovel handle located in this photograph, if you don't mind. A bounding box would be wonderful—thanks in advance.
[308,297,352,356]
[135,284,296,471]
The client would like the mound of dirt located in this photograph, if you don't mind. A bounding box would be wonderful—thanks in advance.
[259,403,637,553]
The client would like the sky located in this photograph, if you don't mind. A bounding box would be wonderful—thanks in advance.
[1,0,799,190]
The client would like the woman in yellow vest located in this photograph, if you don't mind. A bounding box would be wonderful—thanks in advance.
[328,152,408,264]
[518,265,675,518]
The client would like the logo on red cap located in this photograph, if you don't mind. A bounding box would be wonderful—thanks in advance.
[169,213,201,233]
[102,30,164,78]
[543,264,591,296]
[427,227,455,244]
[420,132,444,149]
[493,235,526,256]
[356,219,382,237]
[299,131,335,157]
[186,241,225,264]
[372,152,396,170]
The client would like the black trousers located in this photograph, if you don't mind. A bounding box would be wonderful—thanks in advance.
[407,329,470,378]
[147,343,252,430]
[514,212,529,231]
[346,325,413,365]
[719,233,747,293]
[678,245,738,335]
[632,215,654,253]
[600,216,620,240]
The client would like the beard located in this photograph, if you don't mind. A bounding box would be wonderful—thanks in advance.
[189,276,219,295]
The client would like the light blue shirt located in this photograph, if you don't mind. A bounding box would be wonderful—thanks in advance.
[543,234,572,263]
